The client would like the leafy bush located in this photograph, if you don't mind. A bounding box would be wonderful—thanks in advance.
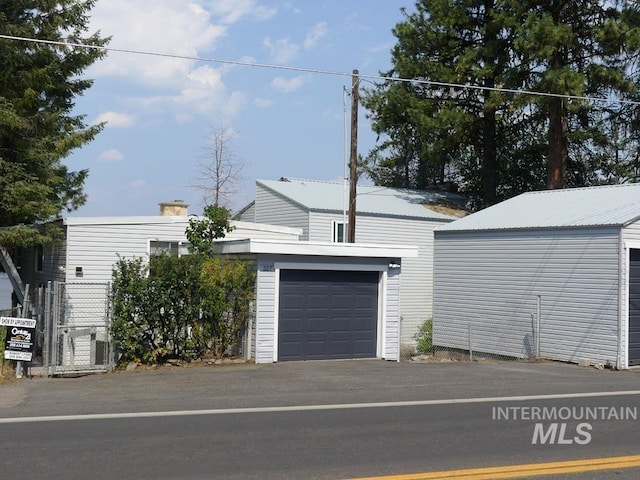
[414,318,433,353]
[110,254,255,365]
[197,257,255,357]
[111,206,255,365]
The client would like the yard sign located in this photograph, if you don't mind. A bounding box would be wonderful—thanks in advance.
[1,316,36,362]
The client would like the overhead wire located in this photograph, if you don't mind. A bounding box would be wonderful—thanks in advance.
[1,33,640,106]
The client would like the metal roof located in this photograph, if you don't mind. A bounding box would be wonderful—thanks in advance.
[257,178,466,221]
[438,183,640,232]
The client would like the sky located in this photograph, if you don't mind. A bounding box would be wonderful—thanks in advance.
[61,0,413,218]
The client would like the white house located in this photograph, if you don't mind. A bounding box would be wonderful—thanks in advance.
[13,199,418,368]
[235,178,467,345]
[14,201,302,372]
[433,184,640,369]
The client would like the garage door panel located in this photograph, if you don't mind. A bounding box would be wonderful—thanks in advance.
[278,269,379,361]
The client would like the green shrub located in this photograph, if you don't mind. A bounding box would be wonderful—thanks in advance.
[414,318,433,353]
[110,254,255,365]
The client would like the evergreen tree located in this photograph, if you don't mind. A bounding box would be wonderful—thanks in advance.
[511,0,638,189]
[362,0,525,208]
[364,1,640,208]
[0,1,108,246]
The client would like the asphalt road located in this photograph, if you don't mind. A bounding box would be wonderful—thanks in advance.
[1,360,640,479]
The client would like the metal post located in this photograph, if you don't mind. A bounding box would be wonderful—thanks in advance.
[536,295,541,358]
[468,323,473,362]
[43,281,52,377]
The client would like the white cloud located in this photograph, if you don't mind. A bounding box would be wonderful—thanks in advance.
[263,22,328,64]
[262,36,300,64]
[303,22,328,49]
[129,65,247,120]
[86,2,267,122]
[255,97,273,108]
[209,0,276,23]
[130,179,146,188]
[271,76,306,93]
[90,1,226,84]
[98,149,124,162]
[93,111,135,128]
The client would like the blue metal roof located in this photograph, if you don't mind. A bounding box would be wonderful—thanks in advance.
[257,178,467,221]
[438,183,640,232]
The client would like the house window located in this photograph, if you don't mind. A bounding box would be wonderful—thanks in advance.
[35,244,44,272]
[332,221,347,243]
[149,240,190,257]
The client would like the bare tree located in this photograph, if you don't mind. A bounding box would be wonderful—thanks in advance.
[191,125,244,207]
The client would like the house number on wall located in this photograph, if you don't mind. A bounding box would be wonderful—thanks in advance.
[259,263,275,272]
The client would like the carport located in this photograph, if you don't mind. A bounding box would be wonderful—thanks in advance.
[213,239,418,363]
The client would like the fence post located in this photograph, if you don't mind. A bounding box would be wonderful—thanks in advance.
[536,295,541,358]
[43,281,52,377]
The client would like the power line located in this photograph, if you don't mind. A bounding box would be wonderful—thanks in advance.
[1,33,640,107]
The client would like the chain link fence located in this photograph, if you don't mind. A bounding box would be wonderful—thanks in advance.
[401,314,539,364]
[26,281,114,376]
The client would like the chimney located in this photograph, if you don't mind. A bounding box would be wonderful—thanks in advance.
[159,200,189,216]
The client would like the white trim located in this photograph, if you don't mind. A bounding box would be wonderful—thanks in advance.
[378,270,387,359]
[331,220,347,243]
[214,238,418,259]
[275,261,386,272]
[65,216,190,226]
[64,216,302,236]
[273,268,280,363]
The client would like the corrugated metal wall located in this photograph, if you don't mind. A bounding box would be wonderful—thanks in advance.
[433,227,620,365]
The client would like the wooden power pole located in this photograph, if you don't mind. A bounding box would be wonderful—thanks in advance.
[348,69,359,243]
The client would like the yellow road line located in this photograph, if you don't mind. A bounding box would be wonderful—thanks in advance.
[349,454,640,480]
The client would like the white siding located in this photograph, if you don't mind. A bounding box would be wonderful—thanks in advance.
[254,264,277,364]
[235,202,256,222]
[254,185,310,240]
[433,228,620,365]
[309,211,443,344]
[383,267,401,360]
[65,221,193,282]
[64,219,301,283]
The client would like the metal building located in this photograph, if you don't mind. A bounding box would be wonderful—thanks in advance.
[433,184,640,369]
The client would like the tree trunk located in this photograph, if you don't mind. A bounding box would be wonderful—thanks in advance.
[547,96,568,189]
[481,0,498,206]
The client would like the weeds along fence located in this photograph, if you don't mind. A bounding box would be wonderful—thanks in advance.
[401,314,539,363]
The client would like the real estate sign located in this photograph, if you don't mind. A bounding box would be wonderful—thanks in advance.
[1,317,36,362]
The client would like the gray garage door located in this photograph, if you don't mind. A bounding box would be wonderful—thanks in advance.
[629,249,640,366]
[278,270,379,361]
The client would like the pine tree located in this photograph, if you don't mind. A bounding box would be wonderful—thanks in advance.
[0,1,109,246]
[363,0,527,208]
[511,0,637,189]
[364,0,640,208]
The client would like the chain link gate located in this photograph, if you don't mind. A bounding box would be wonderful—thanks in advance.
[38,281,114,376]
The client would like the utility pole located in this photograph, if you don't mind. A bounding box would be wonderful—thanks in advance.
[348,69,359,243]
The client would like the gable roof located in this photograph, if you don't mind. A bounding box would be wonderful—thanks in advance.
[257,178,467,221]
[438,183,640,232]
